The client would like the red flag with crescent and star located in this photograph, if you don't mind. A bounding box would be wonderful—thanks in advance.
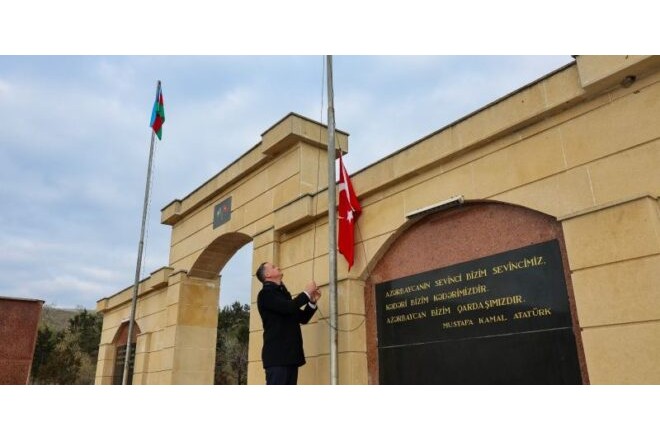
[338,154,362,270]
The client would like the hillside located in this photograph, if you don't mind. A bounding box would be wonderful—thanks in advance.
[39,306,81,331]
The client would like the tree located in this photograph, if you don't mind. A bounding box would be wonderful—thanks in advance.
[33,330,80,384]
[67,309,102,359]
[215,302,249,385]
[30,308,102,385]
[31,325,57,382]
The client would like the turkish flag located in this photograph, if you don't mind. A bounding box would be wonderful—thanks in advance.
[338,155,362,270]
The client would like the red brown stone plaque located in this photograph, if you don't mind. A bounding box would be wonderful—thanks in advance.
[365,202,587,384]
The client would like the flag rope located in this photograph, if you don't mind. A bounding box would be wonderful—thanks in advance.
[309,56,324,279]
[140,138,158,281]
[309,57,367,332]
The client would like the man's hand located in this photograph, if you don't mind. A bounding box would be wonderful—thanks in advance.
[305,281,319,299]
[305,281,322,304]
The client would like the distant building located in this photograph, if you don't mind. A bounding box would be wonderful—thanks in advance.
[96,55,660,384]
[0,296,44,384]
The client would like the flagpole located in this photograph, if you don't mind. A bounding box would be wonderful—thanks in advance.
[326,56,339,385]
[122,80,160,385]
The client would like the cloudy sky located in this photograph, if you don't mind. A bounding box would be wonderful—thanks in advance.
[1,1,649,312]
[0,55,575,309]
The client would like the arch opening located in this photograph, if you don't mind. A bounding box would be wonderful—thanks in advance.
[111,321,141,385]
[214,241,252,385]
[188,232,253,385]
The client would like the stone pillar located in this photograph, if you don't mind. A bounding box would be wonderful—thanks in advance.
[163,271,220,384]
[562,196,660,383]
[310,277,368,384]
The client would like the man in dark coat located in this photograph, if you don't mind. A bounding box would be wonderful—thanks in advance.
[256,262,321,385]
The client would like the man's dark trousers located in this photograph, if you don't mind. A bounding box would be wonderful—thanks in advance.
[266,365,298,385]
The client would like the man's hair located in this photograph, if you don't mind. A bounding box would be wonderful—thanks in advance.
[256,262,268,283]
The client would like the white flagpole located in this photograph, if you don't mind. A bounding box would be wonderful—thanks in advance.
[326,56,339,385]
[122,80,160,385]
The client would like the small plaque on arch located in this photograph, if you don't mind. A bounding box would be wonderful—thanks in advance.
[213,197,232,229]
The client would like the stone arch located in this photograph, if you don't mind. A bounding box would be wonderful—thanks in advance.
[364,200,588,384]
[95,114,347,384]
[188,232,253,279]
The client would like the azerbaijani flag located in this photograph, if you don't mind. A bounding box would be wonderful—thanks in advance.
[150,84,165,140]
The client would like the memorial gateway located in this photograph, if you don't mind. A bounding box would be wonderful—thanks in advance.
[95,55,660,385]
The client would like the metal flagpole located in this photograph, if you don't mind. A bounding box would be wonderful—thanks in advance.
[122,80,160,385]
[326,56,339,385]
